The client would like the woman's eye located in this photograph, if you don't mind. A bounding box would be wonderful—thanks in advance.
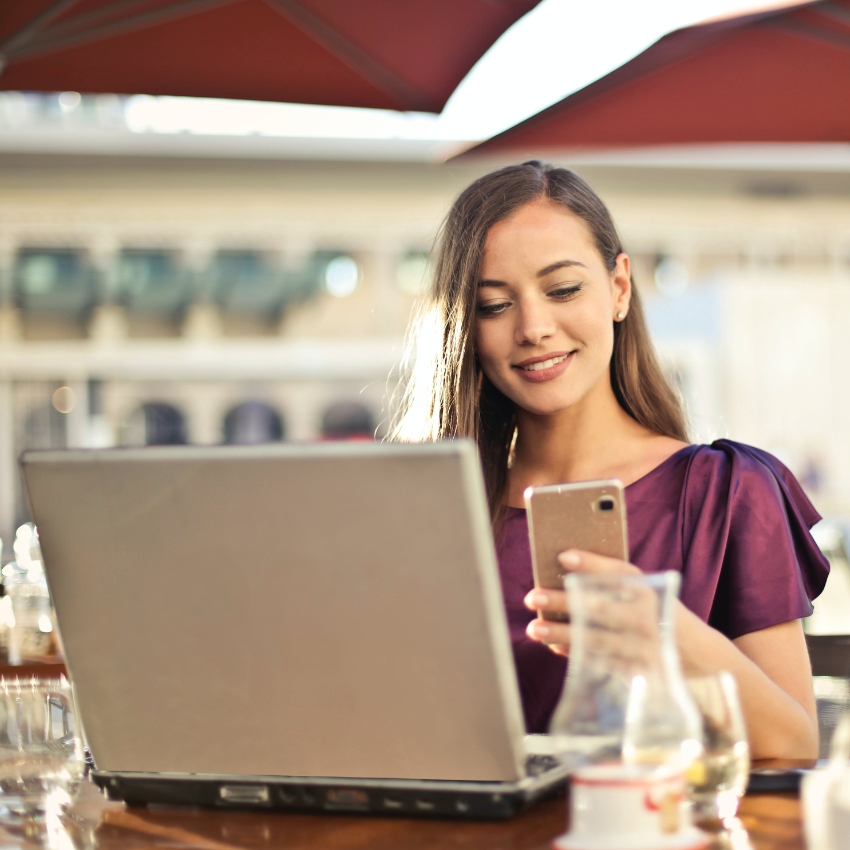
[477,301,510,317]
[550,283,582,300]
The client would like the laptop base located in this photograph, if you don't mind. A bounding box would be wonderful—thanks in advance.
[93,770,568,820]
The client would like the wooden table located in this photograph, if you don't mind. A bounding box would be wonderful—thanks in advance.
[0,660,67,680]
[0,770,808,850]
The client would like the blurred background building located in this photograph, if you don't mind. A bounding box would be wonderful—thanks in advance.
[2,91,850,561]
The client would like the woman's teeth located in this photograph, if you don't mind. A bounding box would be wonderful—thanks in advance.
[521,354,570,372]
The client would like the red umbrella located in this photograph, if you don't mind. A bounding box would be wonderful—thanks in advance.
[469,0,849,153]
[0,0,540,113]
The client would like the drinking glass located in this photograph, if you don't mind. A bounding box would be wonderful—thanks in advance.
[685,672,750,821]
[0,677,85,841]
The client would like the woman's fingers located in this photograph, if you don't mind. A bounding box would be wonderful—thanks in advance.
[558,549,641,576]
[525,588,572,656]
[526,617,571,650]
[523,553,647,661]
[585,587,659,639]
[523,587,569,618]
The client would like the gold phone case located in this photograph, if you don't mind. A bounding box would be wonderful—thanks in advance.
[524,480,629,621]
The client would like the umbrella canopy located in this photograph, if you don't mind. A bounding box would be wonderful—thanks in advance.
[0,0,540,113]
[470,0,850,153]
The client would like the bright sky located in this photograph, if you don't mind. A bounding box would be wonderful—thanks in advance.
[124,0,803,142]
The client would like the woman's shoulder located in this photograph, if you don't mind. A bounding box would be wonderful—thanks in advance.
[681,439,821,529]
[675,440,829,634]
[685,437,789,471]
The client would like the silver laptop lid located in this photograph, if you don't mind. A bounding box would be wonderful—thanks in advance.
[21,440,527,782]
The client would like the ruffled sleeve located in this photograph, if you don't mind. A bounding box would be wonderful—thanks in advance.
[678,439,829,639]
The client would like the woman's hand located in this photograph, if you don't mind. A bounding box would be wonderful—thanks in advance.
[525,550,819,759]
[523,549,641,657]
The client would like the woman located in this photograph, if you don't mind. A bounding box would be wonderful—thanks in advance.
[394,161,828,759]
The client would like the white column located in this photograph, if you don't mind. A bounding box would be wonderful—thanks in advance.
[281,384,324,441]
[181,383,221,445]
[183,304,223,340]
[0,237,16,303]
[182,239,216,275]
[88,235,120,299]
[370,245,401,334]
[0,380,16,548]
[181,240,222,339]
[277,241,316,337]
[87,236,128,342]
[0,238,21,343]
[64,379,89,449]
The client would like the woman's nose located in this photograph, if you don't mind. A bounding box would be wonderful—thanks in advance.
[515,299,556,346]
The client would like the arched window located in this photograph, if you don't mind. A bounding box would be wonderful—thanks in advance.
[223,401,284,444]
[321,401,374,441]
[125,403,187,446]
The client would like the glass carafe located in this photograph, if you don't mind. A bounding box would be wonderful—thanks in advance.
[548,571,702,770]
[2,524,57,665]
[802,709,850,850]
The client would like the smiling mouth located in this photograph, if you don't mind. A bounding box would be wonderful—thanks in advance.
[517,353,572,372]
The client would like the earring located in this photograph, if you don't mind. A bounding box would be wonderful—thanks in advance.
[616,311,626,320]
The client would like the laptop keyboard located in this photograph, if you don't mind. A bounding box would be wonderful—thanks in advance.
[524,753,561,777]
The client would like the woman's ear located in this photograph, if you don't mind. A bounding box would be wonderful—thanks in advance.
[612,253,631,320]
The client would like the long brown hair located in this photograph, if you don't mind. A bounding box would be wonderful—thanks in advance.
[392,161,687,519]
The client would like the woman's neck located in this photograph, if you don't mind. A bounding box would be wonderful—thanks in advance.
[505,381,687,507]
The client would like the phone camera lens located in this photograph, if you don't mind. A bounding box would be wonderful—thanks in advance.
[597,497,615,512]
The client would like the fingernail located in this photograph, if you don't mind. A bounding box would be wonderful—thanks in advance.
[526,591,550,608]
[560,550,581,567]
[529,621,550,639]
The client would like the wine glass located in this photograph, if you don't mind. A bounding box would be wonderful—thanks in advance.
[685,672,750,822]
[0,677,85,843]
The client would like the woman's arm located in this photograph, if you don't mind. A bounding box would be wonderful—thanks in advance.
[524,549,818,760]
[675,606,817,759]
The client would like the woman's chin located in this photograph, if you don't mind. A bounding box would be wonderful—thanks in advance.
[511,390,585,418]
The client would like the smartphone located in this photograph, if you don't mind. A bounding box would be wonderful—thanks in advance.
[524,480,629,621]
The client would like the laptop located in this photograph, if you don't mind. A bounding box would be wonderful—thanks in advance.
[20,440,571,819]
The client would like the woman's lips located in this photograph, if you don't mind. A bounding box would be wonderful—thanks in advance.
[513,351,575,383]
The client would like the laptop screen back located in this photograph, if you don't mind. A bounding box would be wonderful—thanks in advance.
[21,441,526,782]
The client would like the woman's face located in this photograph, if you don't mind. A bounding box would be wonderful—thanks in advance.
[474,199,631,418]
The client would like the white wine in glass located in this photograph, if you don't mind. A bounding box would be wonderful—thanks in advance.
[685,672,750,821]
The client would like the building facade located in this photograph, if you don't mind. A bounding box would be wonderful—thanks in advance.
[0,147,849,547]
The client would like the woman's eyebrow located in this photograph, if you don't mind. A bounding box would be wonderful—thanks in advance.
[537,259,586,277]
[478,259,587,288]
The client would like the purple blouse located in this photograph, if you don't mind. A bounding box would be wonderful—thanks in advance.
[495,439,830,733]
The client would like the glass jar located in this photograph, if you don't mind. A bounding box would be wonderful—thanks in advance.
[549,570,702,771]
